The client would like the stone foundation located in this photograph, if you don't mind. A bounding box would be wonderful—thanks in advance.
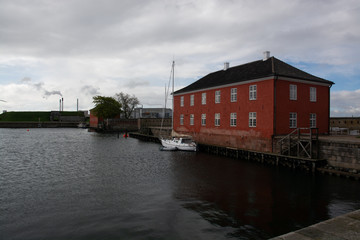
[319,139,360,170]
[176,129,273,152]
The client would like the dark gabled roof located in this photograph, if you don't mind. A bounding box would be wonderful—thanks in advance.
[174,57,334,95]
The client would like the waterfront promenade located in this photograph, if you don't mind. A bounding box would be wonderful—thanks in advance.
[271,209,360,240]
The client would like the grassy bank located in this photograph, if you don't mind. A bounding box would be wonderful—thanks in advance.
[0,111,85,122]
[0,112,51,122]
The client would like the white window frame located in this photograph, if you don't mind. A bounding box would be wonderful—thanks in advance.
[215,113,220,126]
[249,85,257,100]
[310,113,316,128]
[180,96,184,107]
[310,87,316,102]
[215,90,221,103]
[249,112,256,127]
[290,84,297,100]
[190,94,194,106]
[230,112,237,127]
[231,88,237,102]
[201,114,206,126]
[289,112,297,128]
[180,114,184,125]
[190,114,194,125]
[202,93,206,105]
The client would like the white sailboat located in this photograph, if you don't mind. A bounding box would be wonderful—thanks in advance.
[160,61,197,152]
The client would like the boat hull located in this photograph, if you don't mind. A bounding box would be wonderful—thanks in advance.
[160,138,197,152]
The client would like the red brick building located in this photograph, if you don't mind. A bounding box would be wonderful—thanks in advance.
[89,110,102,129]
[173,53,334,152]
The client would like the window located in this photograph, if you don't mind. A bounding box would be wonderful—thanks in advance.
[202,93,206,105]
[290,84,297,100]
[289,112,297,128]
[190,94,194,106]
[310,113,316,128]
[190,114,194,125]
[215,90,221,103]
[215,113,220,126]
[201,114,206,126]
[180,96,184,107]
[230,112,237,127]
[249,112,256,127]
[249,85,257,100]
[231,88,237,102]
[310,87,316,102]
[180,114,184,125]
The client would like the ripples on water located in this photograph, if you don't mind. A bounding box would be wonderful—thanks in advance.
[1,128,360,240]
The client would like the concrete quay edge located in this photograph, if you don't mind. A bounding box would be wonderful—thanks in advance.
[270,209,360,240]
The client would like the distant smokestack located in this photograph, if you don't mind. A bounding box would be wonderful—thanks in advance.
[77,98,79,111]
[263,51,270,61]
[59,99,61,111]
[62,98,64,111]
[223,62,229,71]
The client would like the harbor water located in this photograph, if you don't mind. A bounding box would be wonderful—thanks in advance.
[1,128,360,239]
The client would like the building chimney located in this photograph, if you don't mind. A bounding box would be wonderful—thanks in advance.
[263,51,270,61]
[223,62,229,71]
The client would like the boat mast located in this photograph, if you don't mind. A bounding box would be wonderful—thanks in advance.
[171,60,175,132]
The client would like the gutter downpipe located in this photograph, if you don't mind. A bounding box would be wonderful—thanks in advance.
[328,84,332,135]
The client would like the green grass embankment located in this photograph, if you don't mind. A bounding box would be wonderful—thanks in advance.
[0,111,85,122]
[0,112,51,122]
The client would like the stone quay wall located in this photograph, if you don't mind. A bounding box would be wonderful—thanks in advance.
[319,139,360,171]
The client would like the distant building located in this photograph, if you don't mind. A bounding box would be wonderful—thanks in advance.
[131,108,172,119]
[330,117,360,135]
[173,52,334,152]
[89,107,172,130]
[89,110,103,129]
[50,111,87,122]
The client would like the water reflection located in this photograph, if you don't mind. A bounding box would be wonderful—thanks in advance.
[1,129,359,240]
[170,152,359,238]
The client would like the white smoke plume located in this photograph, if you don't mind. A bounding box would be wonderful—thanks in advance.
[21,77,63,98]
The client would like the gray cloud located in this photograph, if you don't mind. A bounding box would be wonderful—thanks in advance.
[81,85,100,96]
[124,79,149,89]
[33,82,44,91]
[21,77,31,83]
[0,0,359,112]
[0,0,358,64]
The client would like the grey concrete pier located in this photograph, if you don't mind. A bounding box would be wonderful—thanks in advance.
[270,209,360,240]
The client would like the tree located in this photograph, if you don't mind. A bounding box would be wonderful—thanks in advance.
[115,92,140,119]
[92,96,122,119]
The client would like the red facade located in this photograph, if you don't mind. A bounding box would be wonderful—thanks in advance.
[173,76,331,152]
[89,110,101,128]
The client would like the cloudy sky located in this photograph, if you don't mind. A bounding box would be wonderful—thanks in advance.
[0,0,359,116]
